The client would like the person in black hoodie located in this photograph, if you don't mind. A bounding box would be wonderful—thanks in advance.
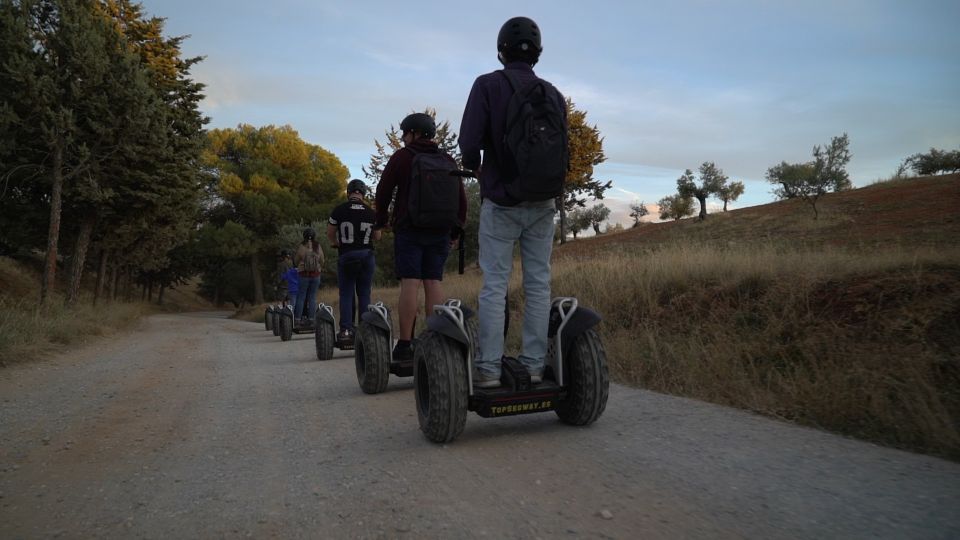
[373,113,467,362]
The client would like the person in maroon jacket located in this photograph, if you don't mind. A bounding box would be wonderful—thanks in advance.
[373,113,468,362]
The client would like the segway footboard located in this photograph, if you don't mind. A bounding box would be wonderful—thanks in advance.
[469,357,563,417]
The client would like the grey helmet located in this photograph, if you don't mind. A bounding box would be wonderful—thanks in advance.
[302,228,316,241]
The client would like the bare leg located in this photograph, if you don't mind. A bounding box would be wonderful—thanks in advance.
[398,278,420,341]
[422,279,445,318]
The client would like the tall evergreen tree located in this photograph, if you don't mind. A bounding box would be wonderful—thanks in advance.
[0,0,156,303]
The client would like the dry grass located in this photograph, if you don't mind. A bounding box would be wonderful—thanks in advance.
[0,256,152,366]
[0,294,146,366]
[552,243,960,458]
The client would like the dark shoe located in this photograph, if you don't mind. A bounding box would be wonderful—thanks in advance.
[392,345,413,363]
[337,328,354,345]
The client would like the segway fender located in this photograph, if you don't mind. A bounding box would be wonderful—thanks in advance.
[317,304,335,325]
[557,306,602,361]
[361,310,390,332]
[425,313,469,346]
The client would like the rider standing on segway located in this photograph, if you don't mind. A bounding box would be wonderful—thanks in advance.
[294,228,324,327]
[278,250,299,307]
[373,112,468,363]
[459,16,569,388]
[327,179,381,347]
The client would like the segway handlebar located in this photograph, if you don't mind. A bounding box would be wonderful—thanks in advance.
[449,169,473,275]
[456,226,466,275]
[449,169,476,178]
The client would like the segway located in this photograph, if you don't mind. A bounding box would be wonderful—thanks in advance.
[264,305,275,332]
[354,301,414,394]
[271,303,282,337]
[314,303,336,360]
[279,303,315,342]
[414,297,609,443]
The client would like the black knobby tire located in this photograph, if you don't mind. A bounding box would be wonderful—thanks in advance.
[355,321,390,394]
[271,311,281,336]
[415,330,468,443]
[264,308,273,331]
[279,312,294,342]
[315,319,334,361]
[555,328,609,426]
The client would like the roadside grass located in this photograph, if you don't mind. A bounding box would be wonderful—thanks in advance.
[0,293,146,367]
[552,242,960,460]
[0,256,153,366]
[243,242,960,459]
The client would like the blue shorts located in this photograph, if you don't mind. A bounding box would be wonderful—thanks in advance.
[394,228,451,280]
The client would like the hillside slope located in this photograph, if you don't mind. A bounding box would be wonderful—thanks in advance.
[558,174,959,257]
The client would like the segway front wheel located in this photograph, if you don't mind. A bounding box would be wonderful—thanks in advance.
[315,318,335,361]
[279,312,294,342]
[272,310,281,336]
[555,328,609,426]
[264,307,273,331]
[355,321,390,394]
[415,329,468,443]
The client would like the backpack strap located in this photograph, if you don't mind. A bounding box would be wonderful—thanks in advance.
[499,69,522,93]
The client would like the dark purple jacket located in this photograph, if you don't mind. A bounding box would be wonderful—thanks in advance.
[459,62,567,206]
[374,139,467,235]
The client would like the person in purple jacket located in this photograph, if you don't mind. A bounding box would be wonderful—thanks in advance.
[279,250,300,308]
[459,16,568,389]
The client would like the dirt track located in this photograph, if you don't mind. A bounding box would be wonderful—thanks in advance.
[2,312,959,539]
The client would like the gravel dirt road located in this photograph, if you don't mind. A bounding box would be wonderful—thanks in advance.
[2,311,959,539]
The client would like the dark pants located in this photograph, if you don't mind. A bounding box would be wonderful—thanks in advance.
[337,249,375,331]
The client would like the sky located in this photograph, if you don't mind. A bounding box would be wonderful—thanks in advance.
[152,0,960,227]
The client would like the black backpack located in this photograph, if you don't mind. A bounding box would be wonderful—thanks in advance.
[405,148,461,229]
[500,69,568,202]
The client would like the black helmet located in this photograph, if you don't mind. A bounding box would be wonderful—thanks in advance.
[497,16,542,56]
[302,228,316,241]
[400,113,436,139]
[346,179,367,196]
[279,249,291,258]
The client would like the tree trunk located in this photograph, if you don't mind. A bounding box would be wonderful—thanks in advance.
[109,262,119,301]
[125,267,133,301]
[66,214,95,306]
[723,199,729,211]
[94,250,108,306]
[147,278,154,303]
[592,223,601,235]
[697,195,707,221]
[251,252,264,305]
[41,142,64,304]
[157,284,166,305]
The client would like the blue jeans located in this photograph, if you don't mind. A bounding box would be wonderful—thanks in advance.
[477,199,556,377]
[337,249,375,331]
[295,275,321,321]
